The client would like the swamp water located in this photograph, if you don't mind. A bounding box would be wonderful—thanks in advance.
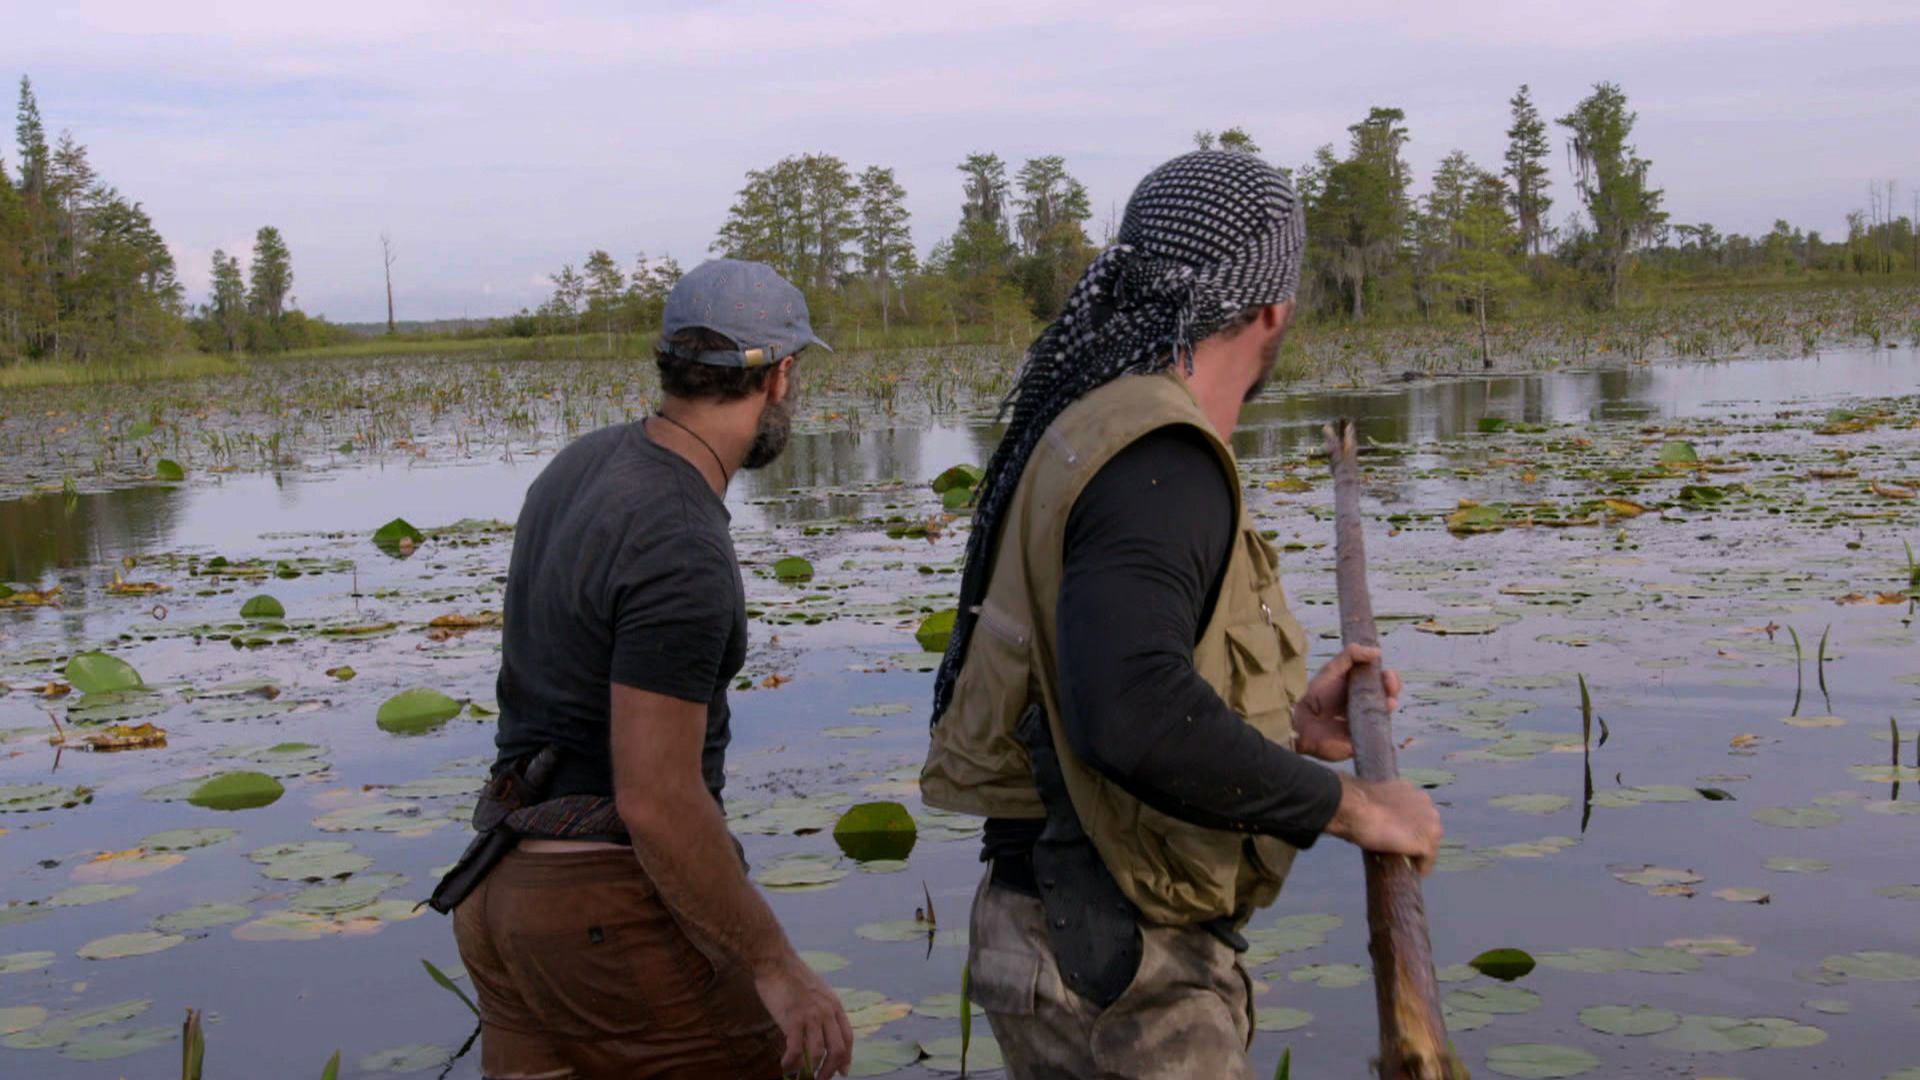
[3,346,1920,1078]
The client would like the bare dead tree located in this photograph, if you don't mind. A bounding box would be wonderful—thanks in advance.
[381,233,398,335]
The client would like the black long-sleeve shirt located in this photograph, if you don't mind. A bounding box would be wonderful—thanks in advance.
[981,425,1345,863]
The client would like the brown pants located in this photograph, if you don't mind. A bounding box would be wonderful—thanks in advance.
[452,846,785,1080]
[967,870,1257,1080]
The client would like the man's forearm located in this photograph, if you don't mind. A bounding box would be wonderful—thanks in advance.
[1089,674,1346,848]
[623,790,791,973]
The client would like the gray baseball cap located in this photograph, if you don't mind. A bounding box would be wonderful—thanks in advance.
[660,258,832,368]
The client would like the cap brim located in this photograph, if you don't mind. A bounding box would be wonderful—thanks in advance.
[808,334,834,354]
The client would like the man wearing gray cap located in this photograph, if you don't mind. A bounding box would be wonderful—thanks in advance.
[447,259,852,1079]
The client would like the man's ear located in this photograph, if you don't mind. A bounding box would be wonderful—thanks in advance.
[770,355,797,402]
[1262,300,1296,334]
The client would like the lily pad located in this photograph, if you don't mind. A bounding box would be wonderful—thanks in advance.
[60,1024,177,1061]
[1821,951,1920,981]
[1537,947,1700,975]
[1652,1014,1777,1052]
[49,884,140,907]
[833,801,918,862]
[155,458,186,481]
[838,989,912,1033]
[1,999,150,1050]
[1486,1043,1600,1078]
[187,771,284,811]
[1491,794,1570,815]
[139,826,237,852]
[1255,1006,1313,1031]
[288,872,408,915]
[1414,613,1515,636]
[151,903,253,933]
[1752,806,1843,829]
[1609,865,1703,888]
[76,930,185,961]
[800,951,848,974]
[250,840,371,881]
[1666,936,1755,958]
[0,951,57,974]
[773,556,815,582]
[239,594,285,619]
[313,801,441,834]
[921,1034,1002,1073]
[1287,963,1369,989]
[64,651,143,694]
[1578,1004,1678,1036]
[372,518,427,557]
[854,919,941,943]
[0,1005,46,1035]
[376,688,464,735]
[1445,985,1541,1015]
[931,464,982,494]
[849,1036,924,1077]
[915,609,957,653]
[753,852,847,891]
[1470,948,1538,981]
[0,783,93,813]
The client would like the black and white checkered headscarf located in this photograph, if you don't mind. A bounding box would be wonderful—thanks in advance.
[931,150,1306,725]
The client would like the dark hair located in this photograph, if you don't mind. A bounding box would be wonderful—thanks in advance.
[655,328,778,402]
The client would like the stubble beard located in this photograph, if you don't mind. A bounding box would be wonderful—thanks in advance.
[1243,331,1286,403]
[741,397,793,470]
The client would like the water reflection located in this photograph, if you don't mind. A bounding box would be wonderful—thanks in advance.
[739,422,1003,528]
[3,348,1914,573]
[1236,350,1916,458]
[0,485,183,583]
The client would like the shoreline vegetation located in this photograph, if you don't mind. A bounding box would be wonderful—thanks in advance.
[3,275,1913,394]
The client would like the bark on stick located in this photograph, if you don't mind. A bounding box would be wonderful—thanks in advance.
[1324,418,1468,1080]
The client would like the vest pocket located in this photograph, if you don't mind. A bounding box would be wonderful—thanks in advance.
[1274,609,1309,661]
[1223,622,1290,724]
[923,599,1043,817]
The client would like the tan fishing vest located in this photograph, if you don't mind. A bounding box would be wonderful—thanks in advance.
[922,370,1312,926]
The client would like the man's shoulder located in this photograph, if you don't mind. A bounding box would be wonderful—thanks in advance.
[527,424,719,542]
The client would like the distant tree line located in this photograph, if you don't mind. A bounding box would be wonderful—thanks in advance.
[190,224,346,354]
[0,76,185,364]
[0,76,344,364]
[517,150,1100,348]
[522,81,1915,355]
[3,71,1914,368]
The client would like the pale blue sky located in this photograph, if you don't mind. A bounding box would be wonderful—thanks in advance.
[7,0,1918,321]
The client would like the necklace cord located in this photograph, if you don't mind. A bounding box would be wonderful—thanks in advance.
[651,412,730,488]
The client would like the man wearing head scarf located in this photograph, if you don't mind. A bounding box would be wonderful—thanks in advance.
[921,151,1444,1077]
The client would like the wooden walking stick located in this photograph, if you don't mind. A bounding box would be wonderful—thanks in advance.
[1324,419,1468,1080]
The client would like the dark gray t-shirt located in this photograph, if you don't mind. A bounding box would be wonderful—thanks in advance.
[493,421,746,804]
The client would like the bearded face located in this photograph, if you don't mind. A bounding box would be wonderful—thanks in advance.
[742,392,793,470]
[1244,325,1286,403]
